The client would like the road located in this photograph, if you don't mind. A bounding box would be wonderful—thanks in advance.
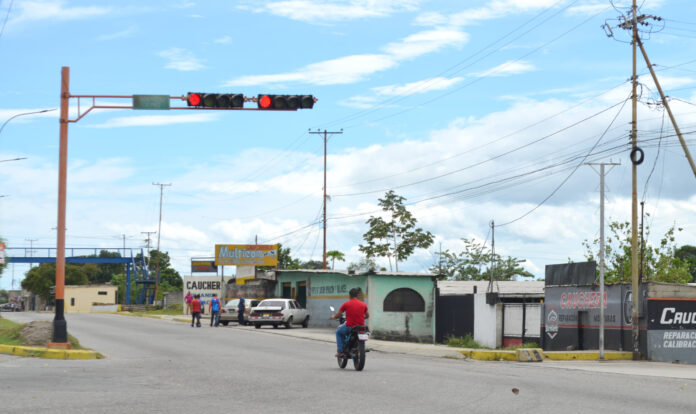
[1,312,694,413]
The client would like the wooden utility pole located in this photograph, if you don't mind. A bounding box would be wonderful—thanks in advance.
[309,129,342,269]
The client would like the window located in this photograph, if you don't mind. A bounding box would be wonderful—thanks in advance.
[70,298,75,306]
[98,291,108,295]
[383,288,425,312]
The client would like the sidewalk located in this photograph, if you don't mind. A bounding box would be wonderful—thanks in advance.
[160,313,696,380]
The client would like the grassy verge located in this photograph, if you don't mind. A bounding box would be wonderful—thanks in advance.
[121,303,183,317]
[446,334,539,350]
[0,316,86,350]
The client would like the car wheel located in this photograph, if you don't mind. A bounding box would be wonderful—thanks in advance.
[285,317,293,329]
[273,324,278,329]
[302,316,309,328]
[254,323,261,329]
[221,321,229,326]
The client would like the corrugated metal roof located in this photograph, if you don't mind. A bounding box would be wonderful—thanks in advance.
[438,280,545,297]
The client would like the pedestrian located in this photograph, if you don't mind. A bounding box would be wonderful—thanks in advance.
[191,294,202,327]
[185,291,193,315]
[237,296,246,326]
[209,294,221,327]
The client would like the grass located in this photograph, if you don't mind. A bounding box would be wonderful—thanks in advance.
[504,342,539,350]
[0,316,86,350]
[122,303,183,317]
[447,334,487,349]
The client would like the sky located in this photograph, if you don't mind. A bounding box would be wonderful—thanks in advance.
[1,0,696,290]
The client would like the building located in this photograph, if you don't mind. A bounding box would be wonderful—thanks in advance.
[64,284,118,313]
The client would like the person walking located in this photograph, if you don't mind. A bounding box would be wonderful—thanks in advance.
[191,294,202,327]
[185,291,193,315]
[209,294,221,327]
[237,296,246,326]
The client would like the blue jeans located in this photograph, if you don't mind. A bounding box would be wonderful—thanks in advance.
[238,309,245,325]
[335,324,351,353]
[210,311,220,326]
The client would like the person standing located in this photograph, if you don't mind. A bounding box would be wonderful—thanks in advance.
[237,296,246,326]
[191,294,202,327]
[184,291,193,315]
[209,294,221,327]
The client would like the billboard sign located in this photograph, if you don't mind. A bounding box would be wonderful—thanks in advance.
[215,244,278,266]
[647,298,696,363]
[191,260,217,273]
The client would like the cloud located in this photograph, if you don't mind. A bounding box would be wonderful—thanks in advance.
[97,26,138,41]
[9,1,112,25]
[473,60,535,77]
[86,113,219,128]
[242,0,420,22]
[214,35,232,44]
[223,27,467,86]
[373,77,465,96]
[416,0,560,27]
[158,48,205,71]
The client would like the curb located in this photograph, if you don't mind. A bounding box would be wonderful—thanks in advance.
[459,349,518,361]
[457,348,632,362]
[0,344,101,360]
[543,351,633,361]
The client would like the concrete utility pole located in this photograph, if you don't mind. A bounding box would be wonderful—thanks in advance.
[586,161,620,360]
[629,0,641,361]
[152,182,171,305]
[25,238,37,268]
[309,129,342,269]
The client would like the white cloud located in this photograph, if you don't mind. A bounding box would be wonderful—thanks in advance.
[86,113,219,128]
[214,35,232,44]
[244,0,420,22]
[9,0,112,25]
[223,27,467,86]
[97,26,138,41]
[373,77,464,96]
[473,60,535,77]
[158,48,205,71]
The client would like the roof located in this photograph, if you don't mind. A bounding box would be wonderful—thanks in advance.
[276,269,435,278]
[438,280,545,297]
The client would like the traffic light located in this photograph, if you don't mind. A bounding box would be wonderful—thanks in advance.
[186,92,244,108]
[257,95,315,110]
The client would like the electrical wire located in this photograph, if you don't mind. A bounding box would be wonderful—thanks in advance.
[642,108,666,203]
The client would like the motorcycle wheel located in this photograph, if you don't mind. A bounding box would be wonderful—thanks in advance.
[337,355,348,369]
[353,341,366,371]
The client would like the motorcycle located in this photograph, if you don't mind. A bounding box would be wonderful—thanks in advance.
[330,306,369,371]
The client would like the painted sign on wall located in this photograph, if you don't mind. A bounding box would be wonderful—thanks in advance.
[215,244,278,266]
[648,298,696,363]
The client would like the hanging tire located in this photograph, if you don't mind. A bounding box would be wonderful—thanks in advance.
[353,341,366,371]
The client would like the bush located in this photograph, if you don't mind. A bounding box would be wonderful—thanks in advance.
[447,334,486,349]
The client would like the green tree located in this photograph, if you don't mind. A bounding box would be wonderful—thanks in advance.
[0,289,8,303]
[347,256,384,272]
[300,260,324,270]
[429,238,532,281]
[675,245,696,283]
[359,190,434,271]
[111,273,140,304]
[21,263,90,302]
[326,250,345,269]
[258,243,300,270]
[582,220,691,284]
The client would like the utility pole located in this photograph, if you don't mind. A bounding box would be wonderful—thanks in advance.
[586,161,620,360]
[152,182,171,305]
[122,234,127,278]
[487,220,497,296]
[309,129,342,269]
[25,238,37,268]
[629,0,641,361]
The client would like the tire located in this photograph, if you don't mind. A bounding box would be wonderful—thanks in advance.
[254,323,261,329]
[301,316,309,328]
[337,355,348,369]
[353,341,366,371]
[273,324,278,329]
[221,321,229,326]
[285,317,293,329]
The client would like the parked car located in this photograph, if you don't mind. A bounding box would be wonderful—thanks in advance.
[249,298,310,329]
[219,299,260,326]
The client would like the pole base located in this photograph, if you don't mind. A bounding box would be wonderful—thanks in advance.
[47,342,71,350]
[52,318,68,343]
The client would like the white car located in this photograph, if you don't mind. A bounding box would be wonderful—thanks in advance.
[249,298,310,329]
[219,299,260,326]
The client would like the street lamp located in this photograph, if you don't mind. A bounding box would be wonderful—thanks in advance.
[0,109,57,136]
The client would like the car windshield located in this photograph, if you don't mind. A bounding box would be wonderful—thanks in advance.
[258,300,286,309]
[225,300,238,307]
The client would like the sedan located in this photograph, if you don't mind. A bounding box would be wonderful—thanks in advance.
[219,299,260,326]
[249,299,310,329]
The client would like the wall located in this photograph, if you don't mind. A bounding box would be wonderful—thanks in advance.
[474,294,502,348]
[183,275,232,313]
[367,275,435,343]
[646,283,696,364]
[163,290,182,308]
[65,285,118,313]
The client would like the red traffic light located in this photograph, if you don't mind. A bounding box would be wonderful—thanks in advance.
[187,93,202,106]
[259,95,272,109]
[257,94,315,110]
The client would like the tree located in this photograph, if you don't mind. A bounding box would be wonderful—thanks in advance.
[582,220,691,284]
[0,289,8,303]
[258,243,300,270]
[359,190,434,271]
[429,238,532,281]
[675,245,696,283]
[300,260,324,270]
[347,256,383,272]
[21,263,89,302]
[326,250,345,270]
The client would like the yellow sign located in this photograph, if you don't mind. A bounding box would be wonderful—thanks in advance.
[215,244,278,266]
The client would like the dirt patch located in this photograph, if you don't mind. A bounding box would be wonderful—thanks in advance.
[20,321,53,346]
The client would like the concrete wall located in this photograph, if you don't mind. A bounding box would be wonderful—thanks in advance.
[474,294,502,348]
[65,285,118,313]
[367,275,435,343]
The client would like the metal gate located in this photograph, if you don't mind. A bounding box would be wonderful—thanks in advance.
[436,294,474,343]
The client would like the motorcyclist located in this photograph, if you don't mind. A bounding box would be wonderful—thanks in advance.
[330,288,369,357]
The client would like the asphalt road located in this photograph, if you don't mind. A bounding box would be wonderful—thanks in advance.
[1,312,694,413]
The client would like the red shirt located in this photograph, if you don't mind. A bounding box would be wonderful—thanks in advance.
[340,298,368,327]
[191,299,201,313]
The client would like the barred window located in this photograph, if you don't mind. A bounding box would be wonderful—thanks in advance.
[383,288,425,312]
